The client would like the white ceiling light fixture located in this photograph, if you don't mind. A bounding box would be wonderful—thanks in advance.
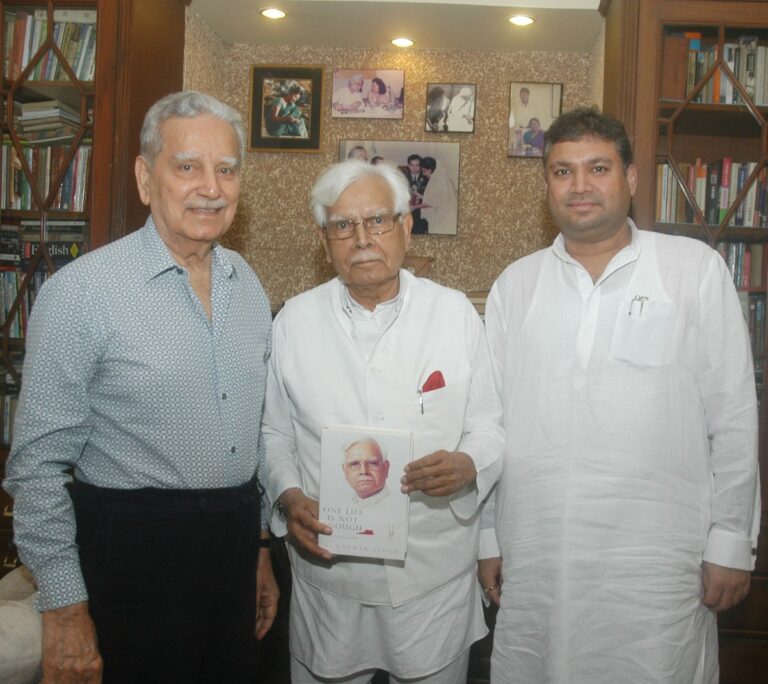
[391,37,414,48]
[260,8,286,19]
[509,15,535,26]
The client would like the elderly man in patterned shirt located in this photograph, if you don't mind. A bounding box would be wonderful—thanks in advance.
[4,91,278,684]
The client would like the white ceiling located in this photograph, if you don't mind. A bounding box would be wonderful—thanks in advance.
[188,0,605,54]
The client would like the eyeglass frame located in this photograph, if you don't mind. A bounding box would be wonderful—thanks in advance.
[322,212,403,240]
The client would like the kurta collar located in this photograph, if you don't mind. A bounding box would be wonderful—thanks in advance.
[552,218,642,285]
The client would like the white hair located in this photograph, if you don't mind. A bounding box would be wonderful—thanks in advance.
[140,90,246,165]
[310,159,411,226]
[342,437,388,462]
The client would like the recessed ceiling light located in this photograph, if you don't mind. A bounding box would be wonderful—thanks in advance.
[509,15,534,26]
[261,8,286,19]
[391,37,414,48]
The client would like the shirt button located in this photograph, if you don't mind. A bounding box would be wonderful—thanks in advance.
[230,446,236,454]
[222,392,227,400]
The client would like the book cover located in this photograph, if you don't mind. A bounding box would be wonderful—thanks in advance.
[318,425,412,561]
[705,158,721,226]
[719,157,732,223]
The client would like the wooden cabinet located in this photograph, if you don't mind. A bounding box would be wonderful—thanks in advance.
[0,0,185,579]
[603,1,768,680]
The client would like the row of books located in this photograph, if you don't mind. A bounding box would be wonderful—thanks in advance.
[661,33,768,105]
[1,141,91,212]
[0,220,86,264]
[655,159,767,228]
[716,242,765,291]
[4,8,97,82]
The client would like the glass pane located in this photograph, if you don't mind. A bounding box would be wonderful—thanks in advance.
[655,161,698,225]
[723,28,768,106]
[729,163,767,228]
[53,8,97,82]
[51,142,91,212]
[3,7,47,82]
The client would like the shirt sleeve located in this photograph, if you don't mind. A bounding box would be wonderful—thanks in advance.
[450,299,505,520]
[3,271,102,611]
[261,310,304,537]
[698,251,761,570]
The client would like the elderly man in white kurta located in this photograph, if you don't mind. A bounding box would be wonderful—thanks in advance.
[263,159,503,684]
[480,108,760,683]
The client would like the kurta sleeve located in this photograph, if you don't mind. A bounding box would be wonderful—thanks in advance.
[698,252,760,570]
[262,308,304,537]
[449,299,504,520]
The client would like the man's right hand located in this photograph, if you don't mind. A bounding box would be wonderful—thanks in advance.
[477,556,502,606]
[42,601,102,683]
[279,487,333,561]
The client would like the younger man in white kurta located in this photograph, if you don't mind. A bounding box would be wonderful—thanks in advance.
[481,108,759,684]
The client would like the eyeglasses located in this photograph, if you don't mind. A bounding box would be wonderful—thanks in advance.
[345,458,386,471]
[324,213,401,240]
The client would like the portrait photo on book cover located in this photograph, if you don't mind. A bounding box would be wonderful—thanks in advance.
[319,426,412,560]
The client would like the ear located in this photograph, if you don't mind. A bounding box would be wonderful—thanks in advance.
[135,156,152,206]
[626,163,638,198]
[317,226,332,264]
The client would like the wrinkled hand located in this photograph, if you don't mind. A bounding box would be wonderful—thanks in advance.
[477,557,502,606]
[280,487,333,560]
[255,545,280,640]
[401,451,476,497]
[42,601,102,683]
[701,561,751,612]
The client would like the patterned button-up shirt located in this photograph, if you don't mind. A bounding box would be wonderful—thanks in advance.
[4,218,272,610]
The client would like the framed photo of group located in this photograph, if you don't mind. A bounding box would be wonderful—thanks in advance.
[249,64,324,152]
[339,140,461,236]
[507,81,562,158]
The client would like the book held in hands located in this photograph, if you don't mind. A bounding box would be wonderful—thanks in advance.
[318,425,412,561]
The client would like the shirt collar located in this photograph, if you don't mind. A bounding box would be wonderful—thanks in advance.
[138,216,235,282]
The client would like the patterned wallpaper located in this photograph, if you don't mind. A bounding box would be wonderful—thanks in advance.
[185,10,604,309]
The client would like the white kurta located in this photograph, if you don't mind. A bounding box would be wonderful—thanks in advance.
[263,270,504,678]
[484,223,760,684]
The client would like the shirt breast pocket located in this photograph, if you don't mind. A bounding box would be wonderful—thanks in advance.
[610,299,678,368]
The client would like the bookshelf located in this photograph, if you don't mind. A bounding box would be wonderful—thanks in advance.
[603,1,768,681]
[0,0,185,579]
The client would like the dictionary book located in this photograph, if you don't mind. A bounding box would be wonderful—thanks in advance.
[318,425,412,561]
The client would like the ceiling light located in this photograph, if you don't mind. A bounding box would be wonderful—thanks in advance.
[391,37,414,48]
[260,8,286,19]
[509,15,534,26]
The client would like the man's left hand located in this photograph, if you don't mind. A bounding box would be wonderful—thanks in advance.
[255,544,279,640]
[401,451,476,497]
[701,561,751,612]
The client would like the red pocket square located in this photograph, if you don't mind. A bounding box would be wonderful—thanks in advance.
[421,370,446,392]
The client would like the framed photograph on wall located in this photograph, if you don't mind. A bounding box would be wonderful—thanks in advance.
[507,81,562,158]
[331,69,404,119]
[339,140,461,236]
[425,83,476,133]
[249,64,323,152]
